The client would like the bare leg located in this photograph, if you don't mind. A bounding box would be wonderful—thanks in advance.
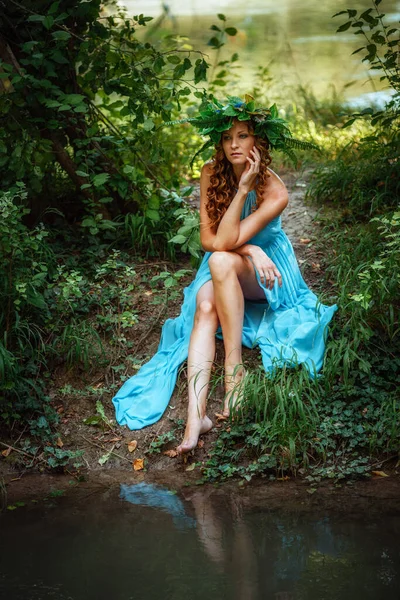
[177,281,218,454]
[209,252,264,416]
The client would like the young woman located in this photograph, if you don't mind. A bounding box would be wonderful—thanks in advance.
[112,96,337,453]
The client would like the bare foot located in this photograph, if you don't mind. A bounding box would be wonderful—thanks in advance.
[223,367,246,417]
[177,415,213,454]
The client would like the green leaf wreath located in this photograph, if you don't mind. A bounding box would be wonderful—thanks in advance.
[166,94,319,165]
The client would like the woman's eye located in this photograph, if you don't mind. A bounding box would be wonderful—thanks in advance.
[240,134,248,138]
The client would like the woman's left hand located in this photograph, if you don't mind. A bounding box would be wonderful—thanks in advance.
[247,245,282,290]
[238,146,261,193]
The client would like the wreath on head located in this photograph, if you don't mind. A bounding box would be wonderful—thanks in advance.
[167,94,319,166]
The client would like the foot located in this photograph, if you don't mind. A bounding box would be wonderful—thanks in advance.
[223,367,246,417]
[177,415,213,454]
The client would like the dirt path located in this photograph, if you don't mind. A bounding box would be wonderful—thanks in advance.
[0,168,333,486]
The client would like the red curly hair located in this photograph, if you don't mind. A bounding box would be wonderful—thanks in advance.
[206,121,272,228]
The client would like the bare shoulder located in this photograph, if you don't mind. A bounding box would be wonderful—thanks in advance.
[266,167,287,189]
[200,161,214,179]
[259,167,289,209]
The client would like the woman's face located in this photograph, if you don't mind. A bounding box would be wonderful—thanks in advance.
[221,120,255,166]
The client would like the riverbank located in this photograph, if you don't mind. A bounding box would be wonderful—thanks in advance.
[1,166,398,490]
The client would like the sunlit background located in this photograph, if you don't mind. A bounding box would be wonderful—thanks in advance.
[121,0,400,104]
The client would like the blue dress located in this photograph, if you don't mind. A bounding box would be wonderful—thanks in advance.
[113,189,337,430]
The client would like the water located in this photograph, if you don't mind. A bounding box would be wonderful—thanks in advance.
[1,481,399,599]
[121,0,400,102]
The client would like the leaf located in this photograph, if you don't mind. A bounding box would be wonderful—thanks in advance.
[98,451,112,465]
[143,119,155,131]
[92,173,110,187]
[43,16,54,30]
[163,449,178,458]
[51,31,71,41]
[169,234,187,244]
[167,55,180,64]
[372,470,389,477]
[337,21,352,32]
[146,209,160,222]
[342,118,357,129]
[185,462,196,471]
[300,238,311,244]
[27,15,45,23]
[1,447,12,457]
[83,415,101,426]
[215,412,228,422]
[133,458,144,471]
[56,437,63,448]
[225,27,237,36]
[74,104,87,113]
[127,440,138,453]
[217,13,226,21]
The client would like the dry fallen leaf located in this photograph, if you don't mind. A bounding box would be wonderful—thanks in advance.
[128,440,138,453]
[300,238,311,244]
[56,437,64,448]
[277,476,291,481]
[215,412,228,422]
[133,458,144,471]
[106,436,122,443]
[197,440,204,449]
[163,449,178,458]
[185,463,196,472]
[372,470,389,477]
[1,447,12,457]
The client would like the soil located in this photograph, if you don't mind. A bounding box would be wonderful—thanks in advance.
[1,167,398,502]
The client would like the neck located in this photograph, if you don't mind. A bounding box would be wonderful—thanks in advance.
[233,164,246,183]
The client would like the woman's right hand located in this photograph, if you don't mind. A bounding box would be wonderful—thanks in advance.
[248,245,282,290]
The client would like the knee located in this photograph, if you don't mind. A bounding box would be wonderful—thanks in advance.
[195,300,218,328]
[209,251,238,280]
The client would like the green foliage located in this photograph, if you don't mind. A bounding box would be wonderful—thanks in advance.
[334,2,400,100]
[201,343,399,483]
[0,0,213,225]
[312,2,400,216]
[166,94,318,165]
[308,142,399,217]
[83,400,115,430]
[0,186,53,415]
[146,430,177,454]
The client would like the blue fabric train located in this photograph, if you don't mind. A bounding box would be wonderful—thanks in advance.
[113,190,337,430]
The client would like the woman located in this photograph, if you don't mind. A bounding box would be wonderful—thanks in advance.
[112,96,337,453]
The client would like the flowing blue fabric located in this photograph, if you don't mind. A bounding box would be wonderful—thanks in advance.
[113,190,337,430]
[120,483,196,529]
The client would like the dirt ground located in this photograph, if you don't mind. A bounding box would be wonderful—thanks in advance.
[3,167,395,501]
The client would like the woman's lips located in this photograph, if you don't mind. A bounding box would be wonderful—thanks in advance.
[231,153,242,157]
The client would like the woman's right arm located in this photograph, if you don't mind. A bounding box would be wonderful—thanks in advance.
[199,164,217,252]
[199,164,281,289]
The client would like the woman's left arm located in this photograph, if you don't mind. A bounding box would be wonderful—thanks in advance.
[213,169,289,251]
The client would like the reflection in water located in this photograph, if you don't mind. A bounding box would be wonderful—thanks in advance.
[120,482,195,529]
[122,0,400,99]
[0,482,399,600]
[119,482,400,600]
